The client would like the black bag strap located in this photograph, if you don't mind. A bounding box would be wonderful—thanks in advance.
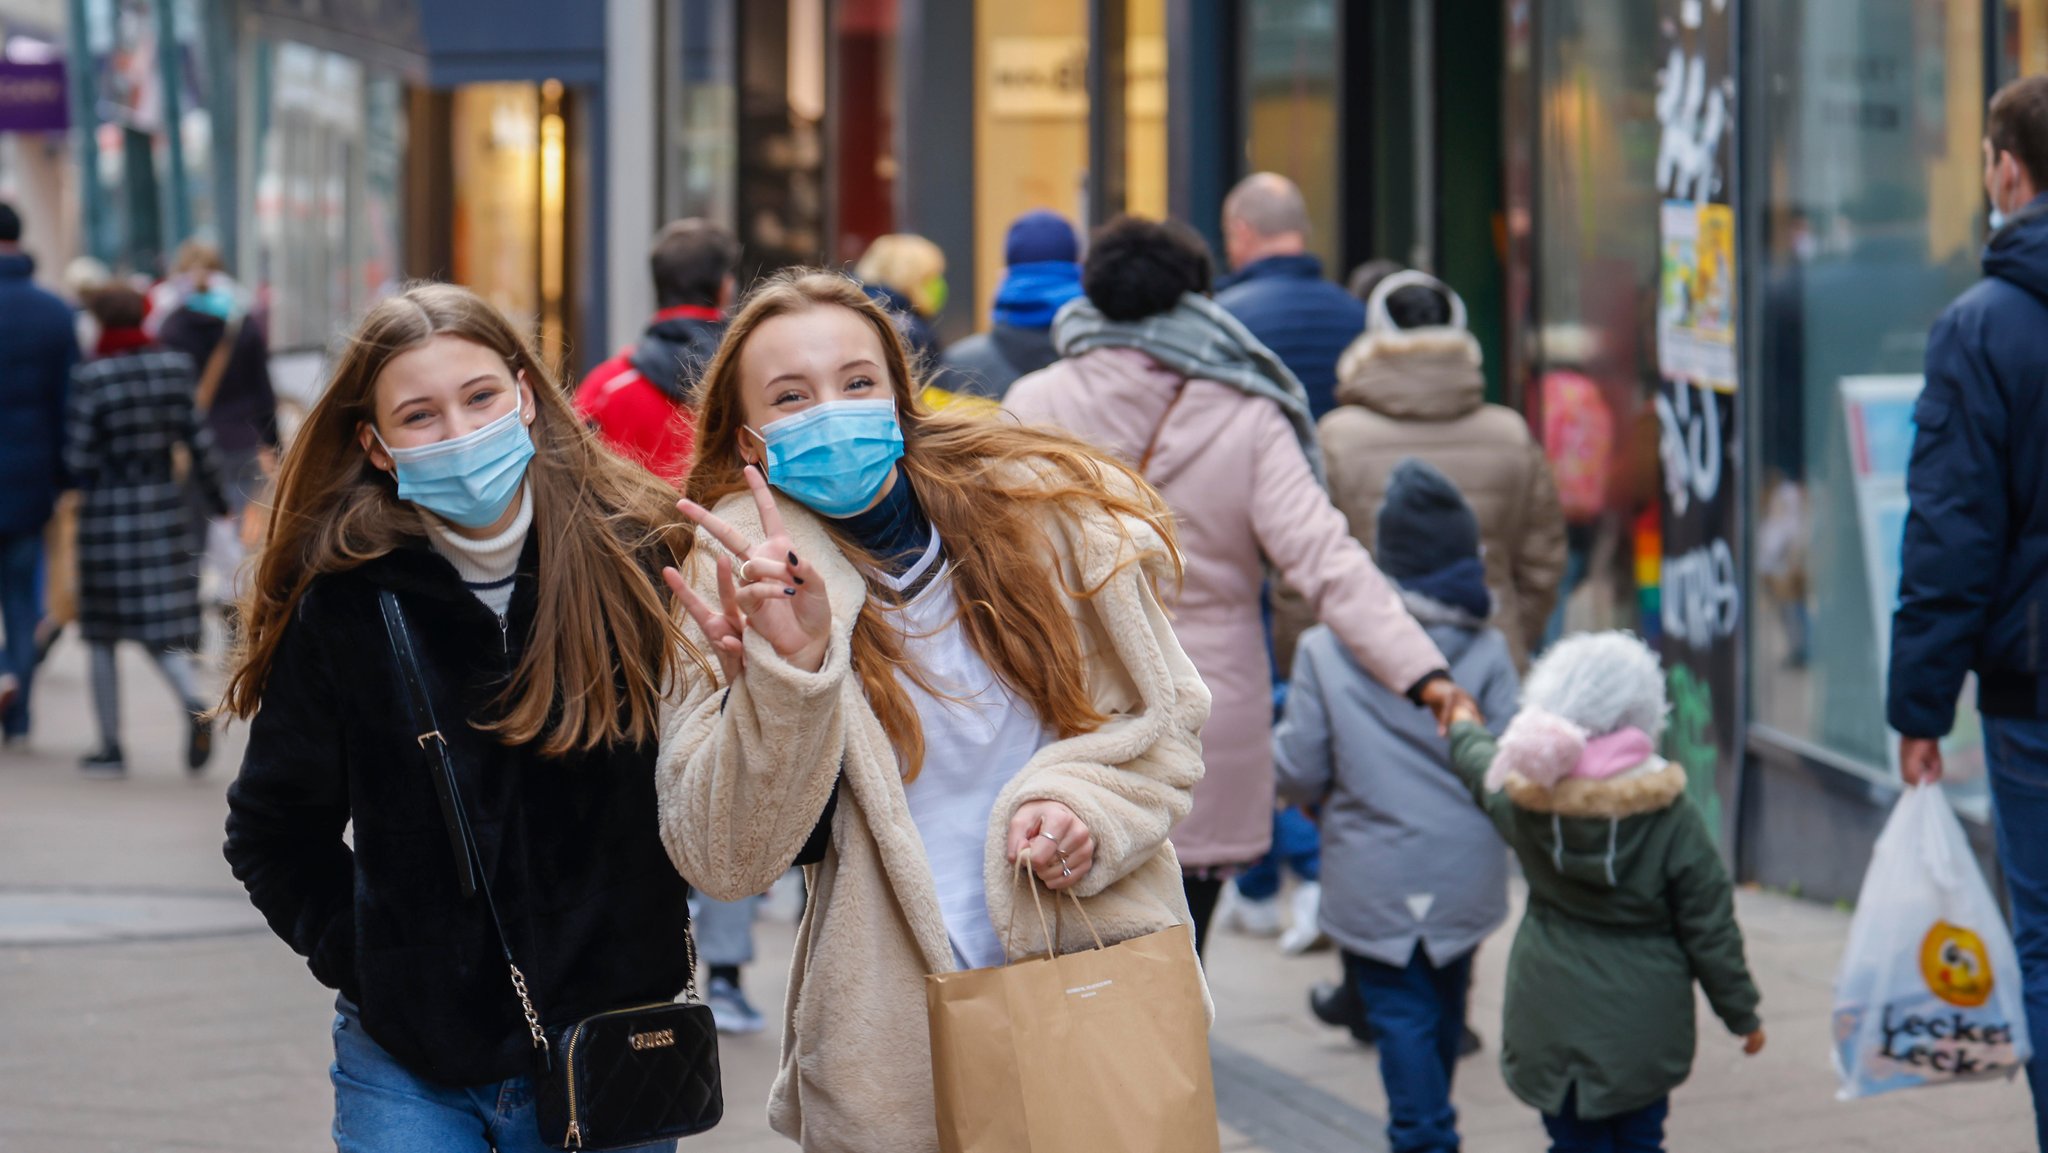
[378,589,552,1066]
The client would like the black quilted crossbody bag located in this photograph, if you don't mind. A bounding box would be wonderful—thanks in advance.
[379,590,723,1150]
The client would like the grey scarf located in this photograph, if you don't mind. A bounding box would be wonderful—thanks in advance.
[1051,292,1324,482]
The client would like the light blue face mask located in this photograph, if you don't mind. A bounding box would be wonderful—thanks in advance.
[749,398,905,518]
[373,386,536,528]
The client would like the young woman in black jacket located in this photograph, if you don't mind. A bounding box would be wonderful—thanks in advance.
[221,284,702,1152]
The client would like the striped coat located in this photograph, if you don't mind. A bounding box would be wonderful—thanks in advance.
[64,348,226,649]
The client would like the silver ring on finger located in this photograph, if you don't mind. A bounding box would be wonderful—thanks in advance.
[1039,832,1060,847]
[1062,865,1074,878]
[737,558,759,584]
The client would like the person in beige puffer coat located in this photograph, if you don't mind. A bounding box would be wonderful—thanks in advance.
[1279,271,1566,672]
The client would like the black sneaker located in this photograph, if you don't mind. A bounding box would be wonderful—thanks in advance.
[80,747,127,777]
[187,713,215,773]
[1309,981,1376,1047]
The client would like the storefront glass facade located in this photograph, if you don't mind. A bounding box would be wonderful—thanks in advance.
[971,0,1087,323]
[249,39,403,352]
[1519,0,1665,641]
[1745,0,1991,814]
[1240,0,1340,275]
[1514,0,2032,860]
[72,0,227,272]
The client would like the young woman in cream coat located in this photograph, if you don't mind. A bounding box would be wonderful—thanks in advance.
[655,271,1211,1152]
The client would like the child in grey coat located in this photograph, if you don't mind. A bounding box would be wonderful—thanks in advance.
[1275,458,1520,1153]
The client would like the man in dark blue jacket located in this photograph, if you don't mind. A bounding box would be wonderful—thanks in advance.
[1890,75,2048,1143]
[1214,173,1364,421]
[0,202,80,743]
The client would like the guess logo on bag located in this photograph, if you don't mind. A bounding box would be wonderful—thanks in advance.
[629,1028,677,1051]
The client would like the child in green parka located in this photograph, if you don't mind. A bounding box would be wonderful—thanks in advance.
[1443,631,1765,1152]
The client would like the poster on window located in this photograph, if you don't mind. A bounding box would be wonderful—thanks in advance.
[1658,200,1738,391]
[1840,375,1989,819]
[1653,0,1742,856]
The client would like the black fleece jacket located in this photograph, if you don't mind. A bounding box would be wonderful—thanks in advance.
[223,536,693,1087]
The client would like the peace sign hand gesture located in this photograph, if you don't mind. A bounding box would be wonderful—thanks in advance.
[662,466,834,679]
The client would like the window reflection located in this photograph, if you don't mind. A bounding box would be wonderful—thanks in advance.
[1528,0,1665,642]
[832,0,900,265]
[1748,0,1989,804]
[971,0,1088,326]
[737,0,827,280]
[1241,0,1340,274]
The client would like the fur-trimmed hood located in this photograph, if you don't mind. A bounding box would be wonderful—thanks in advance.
[1334,326,1486,420]
[1497,757,1691,893]
[1498,759,1688,818]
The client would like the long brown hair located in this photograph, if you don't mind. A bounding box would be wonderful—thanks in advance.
[687,270,1178,779]
[223,282,701,756]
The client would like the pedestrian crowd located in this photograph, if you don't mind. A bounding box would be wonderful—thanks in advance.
[7,71,2048,1153]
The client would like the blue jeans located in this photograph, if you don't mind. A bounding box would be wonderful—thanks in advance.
[0,532,43,738]
[1345,946,1472,1153]
[1235,806,1322,901]
[332,1001,676,1153]
[1984,715,2048,1151]
[1540,1087,1667,1152]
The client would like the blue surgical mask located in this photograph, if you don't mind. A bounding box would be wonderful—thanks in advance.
[373,387,536,528]
[749,398,905,518]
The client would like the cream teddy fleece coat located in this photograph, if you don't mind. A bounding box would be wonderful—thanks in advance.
[655,472,1213,1152]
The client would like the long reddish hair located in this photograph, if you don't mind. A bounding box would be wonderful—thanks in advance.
[223,283,702,756]
[687,270,1178,780]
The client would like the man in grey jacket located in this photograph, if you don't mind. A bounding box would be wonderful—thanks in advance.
[1275,459,1519,1153]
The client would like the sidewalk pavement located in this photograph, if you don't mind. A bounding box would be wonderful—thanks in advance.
[0,636,2038,1151]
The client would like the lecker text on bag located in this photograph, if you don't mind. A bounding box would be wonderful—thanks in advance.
[1833,784,2032,1098]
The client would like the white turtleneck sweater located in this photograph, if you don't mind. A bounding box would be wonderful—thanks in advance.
[422,485,533,617]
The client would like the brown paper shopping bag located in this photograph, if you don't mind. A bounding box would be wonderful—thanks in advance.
[926,866,1220,1153]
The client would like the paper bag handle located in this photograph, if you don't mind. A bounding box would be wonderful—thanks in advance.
[1003,857,1107,963]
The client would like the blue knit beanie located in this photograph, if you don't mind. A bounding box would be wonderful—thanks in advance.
[1375,458,1481,582]
[1005,211,1079,267]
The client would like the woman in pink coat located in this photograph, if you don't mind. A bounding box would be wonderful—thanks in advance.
[1005,216,1475,953]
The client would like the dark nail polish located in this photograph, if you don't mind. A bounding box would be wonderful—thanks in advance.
[793,576,805,585]
[787,551,800,567]
[784,587,797,596]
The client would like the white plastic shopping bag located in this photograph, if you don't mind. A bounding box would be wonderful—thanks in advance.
[1833,785,2031,1099]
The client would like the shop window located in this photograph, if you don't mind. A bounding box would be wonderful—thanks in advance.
[252,41,374,350]
[661,0,738,230]
[736,0,827,280]
[449,84,542,330]
[1526,0,1666,643]
[1124,0,1167,220]
[2001,0,2048,82]
[1746,0,1989,808]
[832,0,899,265]
[971,0,1088,327]
[75,0,223,273]
[1240,0,1340,275]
